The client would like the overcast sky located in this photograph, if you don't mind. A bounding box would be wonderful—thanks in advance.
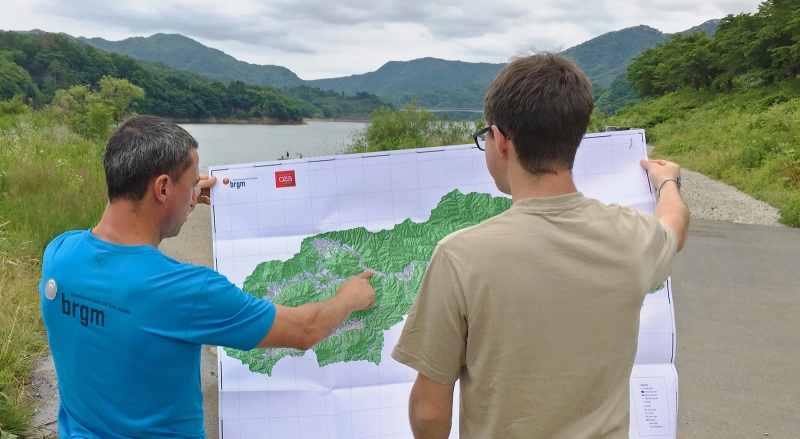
[1,0,761,80]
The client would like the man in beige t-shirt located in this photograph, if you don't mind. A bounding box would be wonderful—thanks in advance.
[391,53,690,439]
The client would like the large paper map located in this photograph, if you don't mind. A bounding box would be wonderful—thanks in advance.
[227,190,511,375]
[209,130,678,439]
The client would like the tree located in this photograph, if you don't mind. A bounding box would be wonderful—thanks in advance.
[50,77,143,141]
[348,103,479,153]
[628,33,720,97]
[751,0,800,82]
[0,52,40,101]
[98,76,145,122]
[709,13,760,89]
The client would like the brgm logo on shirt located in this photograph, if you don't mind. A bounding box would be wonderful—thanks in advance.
[275,170,296,188]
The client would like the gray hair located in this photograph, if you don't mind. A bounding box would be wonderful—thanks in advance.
[104,115,198,201]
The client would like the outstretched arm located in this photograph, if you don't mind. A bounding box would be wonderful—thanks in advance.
[640,159,690,252]
[256,272,376,350]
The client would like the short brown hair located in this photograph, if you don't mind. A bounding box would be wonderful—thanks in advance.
[484,52,593,175]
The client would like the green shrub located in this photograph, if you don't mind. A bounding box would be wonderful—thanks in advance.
[778,196,800,227]
[348,103,480,153]
[0,96,29,117]
[48,77,144,143]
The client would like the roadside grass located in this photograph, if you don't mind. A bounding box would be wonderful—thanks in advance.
[0,237,43,435]
[0,110,106,434]
[606,80,800,227]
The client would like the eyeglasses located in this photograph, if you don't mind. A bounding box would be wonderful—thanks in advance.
[472,126,510,151]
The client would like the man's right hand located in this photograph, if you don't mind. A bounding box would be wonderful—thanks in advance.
[640,159,690,252]
[257,271,376,350]
[337,272,376,311]
[640,159,681,191]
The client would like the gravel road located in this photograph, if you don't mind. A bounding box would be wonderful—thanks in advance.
[678,169,782,226]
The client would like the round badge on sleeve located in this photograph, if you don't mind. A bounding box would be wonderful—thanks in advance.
[45,279,58,300]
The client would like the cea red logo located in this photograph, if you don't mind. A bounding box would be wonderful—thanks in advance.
[275,170,296,188]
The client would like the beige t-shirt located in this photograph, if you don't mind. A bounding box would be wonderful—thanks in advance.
[392,192,677,439]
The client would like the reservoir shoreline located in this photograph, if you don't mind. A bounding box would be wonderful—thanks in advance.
[164,116,305,125]
[164,117,370,125]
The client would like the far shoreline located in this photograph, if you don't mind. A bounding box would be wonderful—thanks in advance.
[304,117,370,123]
[167,117,371,125]
[166,116,305,125]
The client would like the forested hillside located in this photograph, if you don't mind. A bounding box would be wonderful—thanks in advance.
[628,1,798,96]
[565,25,670,88]
[0,32,388,121]
[307,57,505,95]
[606,0,800,226]
[566,20,719,89]
[43,21,719,116]
[382,79,490,118]
[81,33,305,89]
[373,21,718,114]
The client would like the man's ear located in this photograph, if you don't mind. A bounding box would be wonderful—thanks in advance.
[493,125,511,158]
[152,174,170,204]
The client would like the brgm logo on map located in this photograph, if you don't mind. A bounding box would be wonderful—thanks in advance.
[222,177,254,189]
[275,170,296,188]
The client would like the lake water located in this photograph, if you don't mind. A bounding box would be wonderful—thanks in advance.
[180,121,366,173]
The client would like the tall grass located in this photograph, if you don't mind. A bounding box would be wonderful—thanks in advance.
[606,80,800,227]
[0,109,106,434]
[0,231,43,435]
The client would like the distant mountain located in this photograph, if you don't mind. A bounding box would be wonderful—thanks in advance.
[310,19,720,97]
[561,26,669,87]
[62,19,719,113]
[307,58,505,95]
[562,20,719,87]
[676,19,720,37]
[79,33,305,89]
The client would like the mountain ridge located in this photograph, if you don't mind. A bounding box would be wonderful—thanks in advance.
[71,19,719,94]
[79,33,305,89]
[306,57,505,95]
[28,19,719,115]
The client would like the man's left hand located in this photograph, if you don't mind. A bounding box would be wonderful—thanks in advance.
[195,174,217,205]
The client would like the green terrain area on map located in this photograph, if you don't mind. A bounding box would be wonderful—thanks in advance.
[225,190,512,375]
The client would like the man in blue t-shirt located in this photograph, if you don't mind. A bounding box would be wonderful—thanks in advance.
[39,116,375,438]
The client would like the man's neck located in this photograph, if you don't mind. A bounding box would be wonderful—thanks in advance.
[92,200,162,247]
[508,168,578,202]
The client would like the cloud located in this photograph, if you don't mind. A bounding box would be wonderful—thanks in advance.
[18,0,762,78]
[268,0,532,38]
[38,0,317,53]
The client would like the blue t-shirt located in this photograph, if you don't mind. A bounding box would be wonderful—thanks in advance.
[39,230,276,438]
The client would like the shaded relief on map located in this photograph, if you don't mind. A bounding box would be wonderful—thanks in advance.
[224,190,512,375]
